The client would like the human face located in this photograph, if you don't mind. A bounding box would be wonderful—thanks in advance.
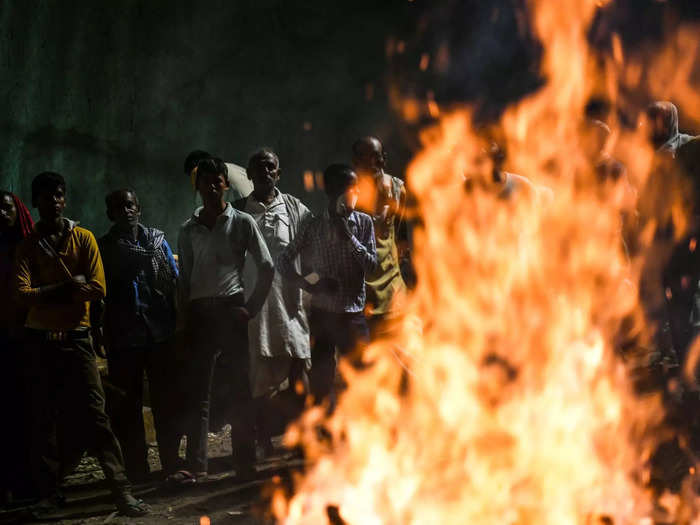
[335,172,360,216]
[353,139,385,176]
[36,185,66,222]
[0,194,17,232]
[248,153,280,195]
[109,191,140,229]
[197,170,229,204]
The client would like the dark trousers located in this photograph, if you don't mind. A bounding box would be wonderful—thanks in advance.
[309,309,370,410]
[0,330,35,500]
[254,358,309,450]
[107,339,181,478]
[28,332,129,497]
[185,297,254,474]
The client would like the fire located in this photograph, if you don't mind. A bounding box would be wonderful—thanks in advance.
[275,1,700,524]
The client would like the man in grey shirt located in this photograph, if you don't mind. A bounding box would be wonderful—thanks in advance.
[177,157,273,483]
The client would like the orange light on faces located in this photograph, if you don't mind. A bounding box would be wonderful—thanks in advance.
[355,173,378,215]
[303,170,314,192]
[419,53,430,71]
[200,517,210,525]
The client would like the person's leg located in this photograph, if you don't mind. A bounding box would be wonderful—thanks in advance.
[107,347,149,481]
[309,309,339,409]
[339,312,371,357]
[145,339,181,477]
[184,304,220,476]
[225,308,256,474]
[61,337,131,494]
[27,338,60,499]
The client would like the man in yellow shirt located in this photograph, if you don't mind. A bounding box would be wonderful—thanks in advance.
[14,172,149,517]
[352,137,408,333]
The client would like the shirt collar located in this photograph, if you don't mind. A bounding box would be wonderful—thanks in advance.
[245,188,283,212]
[192,202,234,222]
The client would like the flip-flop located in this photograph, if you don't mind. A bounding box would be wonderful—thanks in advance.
[116,497,150,517]
[165,470,198,487]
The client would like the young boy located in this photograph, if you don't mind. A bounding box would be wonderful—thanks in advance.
[177,157,274,482]
[14,172,149,517]
[277,163,377,409]
[99,189,180,482]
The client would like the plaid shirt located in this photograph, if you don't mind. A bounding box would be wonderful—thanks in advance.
[277,209,377,313]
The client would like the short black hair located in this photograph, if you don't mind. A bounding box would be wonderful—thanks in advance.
[31,171,66,207]
[323,163,356,196]
[184,150,211,175]
[105,188,140,213]
[351,136,382,159]
[247,147,279,170]
[195,157,228,188]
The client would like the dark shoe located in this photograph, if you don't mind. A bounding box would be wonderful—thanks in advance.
[114,493,150,517]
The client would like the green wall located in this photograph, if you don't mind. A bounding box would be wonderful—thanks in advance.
[0,0,412,244]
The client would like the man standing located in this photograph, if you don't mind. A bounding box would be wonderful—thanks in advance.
[352,137,407,333]
[233,148,312,455]
[277,163,377,410]
[15,172,149,516]
[99,189,180,482]
[177,158,274,483]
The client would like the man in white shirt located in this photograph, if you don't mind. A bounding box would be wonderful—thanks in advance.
[177,157,273,483]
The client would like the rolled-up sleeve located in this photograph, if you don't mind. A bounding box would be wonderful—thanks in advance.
[349,215,378,274]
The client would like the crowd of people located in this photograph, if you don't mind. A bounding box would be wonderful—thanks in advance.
[0,136,408,517]
[1,99,700,517]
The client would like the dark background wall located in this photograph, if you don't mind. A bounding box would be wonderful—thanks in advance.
[2,0,697,243]
[0,0,416,242]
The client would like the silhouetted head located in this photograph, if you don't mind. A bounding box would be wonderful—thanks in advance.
[184,150,211,177]
[247,148,280,196]
[324,163,359,216]
[106,189,141,229]
[352,136,386,176]
[32,171,66,222]
[195,157,230,205]
[0,191,17,233]
[645,101,679,149]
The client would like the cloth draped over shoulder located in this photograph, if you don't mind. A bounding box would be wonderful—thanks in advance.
[233,192,309,318]
[649,101,695,156]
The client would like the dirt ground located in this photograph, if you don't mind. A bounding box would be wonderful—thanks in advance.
[0,428,301,525]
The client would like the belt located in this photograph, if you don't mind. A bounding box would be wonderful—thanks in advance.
[26,327,90,342]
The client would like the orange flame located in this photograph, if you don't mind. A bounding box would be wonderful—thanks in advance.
[277,1,700,524]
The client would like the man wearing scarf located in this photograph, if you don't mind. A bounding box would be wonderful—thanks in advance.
[98,189,180,483]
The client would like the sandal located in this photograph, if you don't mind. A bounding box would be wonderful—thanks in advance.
[115,494,150,517]
[165,470,198,488]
